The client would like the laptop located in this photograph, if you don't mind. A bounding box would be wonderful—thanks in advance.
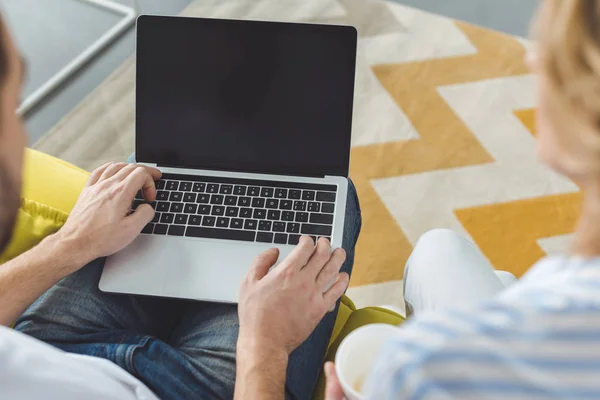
[99,15,357,303]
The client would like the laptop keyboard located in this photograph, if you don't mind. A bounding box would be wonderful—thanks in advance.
[132,173,337,245]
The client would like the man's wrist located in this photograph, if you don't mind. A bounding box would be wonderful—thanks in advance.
[41,232,90,275]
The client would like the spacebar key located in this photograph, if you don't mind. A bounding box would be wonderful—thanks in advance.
[186,226,256,242]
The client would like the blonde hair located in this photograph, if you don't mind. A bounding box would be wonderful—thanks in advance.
[535,0,600,175]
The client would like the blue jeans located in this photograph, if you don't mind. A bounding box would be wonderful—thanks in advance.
[15,180,361,400]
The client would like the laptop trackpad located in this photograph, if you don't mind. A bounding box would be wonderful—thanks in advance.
[162,237,293,303]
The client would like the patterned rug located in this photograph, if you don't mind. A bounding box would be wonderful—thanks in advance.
[35,0,581,312]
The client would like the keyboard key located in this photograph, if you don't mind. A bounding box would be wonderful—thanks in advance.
[156,180,165,190]
[282,211,295,221]
[302,190,316,201]
[152,212,161,223]
[207,184,219,194]
[248,186,260,196]
[202,216,216,227]
[273,222,286,232]
[253,209,267,219]
[211,195,224,205]
[174,214,188,225]
[188,215,202,226]
[186,226,256,242]
[184,203,198,214]
[275,188,287,199]
[317,191,336,202]
[168,225,185,236]
[142,223,154,234]
[310,213,334,225]
[293,201,307,211]
[295,212,309,223]
[274,233,287,244]
[234,185,247,195]
[257,232,274,243]
[280,200,293,210]
[135,190,144,200]
[252,198,265,208]
[301,224,332,236]
[156,191,169,201]
[198,205,211,215]
[238,197,251,207]
[310,235,318,244]
[212,206,225,216]
[225,196,237,206]
[286,222,300,233]
[267,210,281,220]
[166,181,178,191]
[239,208,251,218]
[179,182,192,192]
[183,193,196,203]
[170,192,183,202]
[288,234,301,245]
[244,219,258,230]
[217,217,230,228]
[258,221,272,231]
[196,194,210,204]
[154,224,168,235]
[266,199,279,209]
[308,202,321,212]
[322,203,335,214]
[132,200,145,210]
[220,184,233,194]
[288,189,302,199]
[193,182,206,192]
[160,213,174,224]
[226,207,239,217]
[260,187,274,198]
[170,203,183,213]
[231,218,244,229]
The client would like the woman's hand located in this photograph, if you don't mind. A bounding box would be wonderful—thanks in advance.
[325,362,347,400]
[57,162,161,269]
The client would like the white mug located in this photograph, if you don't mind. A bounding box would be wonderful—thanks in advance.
[334,323,399,400]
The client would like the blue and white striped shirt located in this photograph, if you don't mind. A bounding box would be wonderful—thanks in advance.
[365,256,600,399]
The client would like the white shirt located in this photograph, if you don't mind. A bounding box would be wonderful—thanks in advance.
[0,326,158,400]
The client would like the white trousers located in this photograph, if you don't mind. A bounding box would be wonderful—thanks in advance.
[403,229,517,316]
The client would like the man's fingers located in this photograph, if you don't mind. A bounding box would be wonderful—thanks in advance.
[323,272,349,311]
[249,248,280,281]
[125,204,155,235]
[87,162,113,187]
[303,237,332,277]
[316,248,346,291]
[324,362,346,400]
[277,236,316,273]
[99,162,129,182]
[122,167,158,203]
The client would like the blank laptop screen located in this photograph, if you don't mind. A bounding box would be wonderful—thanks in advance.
[135,16,357,177]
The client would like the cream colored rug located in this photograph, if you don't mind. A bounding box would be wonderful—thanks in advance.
[35,0,581,311]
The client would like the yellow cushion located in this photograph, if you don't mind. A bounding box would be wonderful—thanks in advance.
[0,149,89,263]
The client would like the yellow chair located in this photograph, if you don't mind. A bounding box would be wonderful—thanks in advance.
[2,149,405,400]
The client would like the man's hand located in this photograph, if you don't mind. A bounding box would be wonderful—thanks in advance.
[234,236,349,399]
[238,236,349,355]
[57,162,161,269]
[324,362,347,400]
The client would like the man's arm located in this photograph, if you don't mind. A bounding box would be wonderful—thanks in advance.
[0,233,84,325]
[235,340,288,399]
[0,162,162,326]
[234,238,349,400]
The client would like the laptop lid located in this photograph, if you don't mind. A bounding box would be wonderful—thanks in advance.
[135,16,357,178]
